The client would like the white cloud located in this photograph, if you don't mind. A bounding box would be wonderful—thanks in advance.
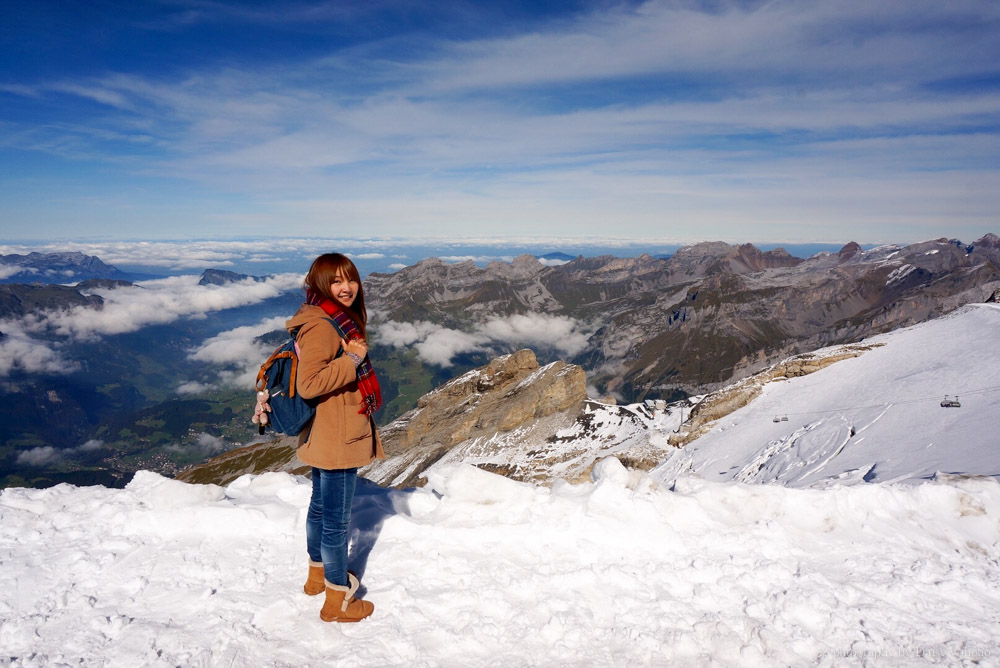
[14,438,104,466]
[18,274,301,341]
[377,320,443,348]
[536,257,570,267]
[354,253,385,260]
[17,447,57,466]
[165,432,227,456]
[177,381,214,395]
[477,313,595,357]
[387,263,407,271]
[179,315,288,393]
[0,263,28,280]
[415,329,492,367]
[0,273,299,377]
[190,316,286,365]
[195,433,226,454]
[378,320,490,367]
[16,446,60,467]
[0,326,78,377]
[379,313,595,366]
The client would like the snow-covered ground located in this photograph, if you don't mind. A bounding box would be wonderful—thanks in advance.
[4,304,1000,666]
[653,304,1000,487]
[2,463,1000,666]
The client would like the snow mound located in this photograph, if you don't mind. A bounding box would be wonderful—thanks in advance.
[2,466,1000,666]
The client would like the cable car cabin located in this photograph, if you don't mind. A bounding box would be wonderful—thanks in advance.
[940,395,961,408]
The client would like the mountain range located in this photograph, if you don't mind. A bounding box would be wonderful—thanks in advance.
[365,235,1000,401]
[0,251,132,284]
[3,236,999,491]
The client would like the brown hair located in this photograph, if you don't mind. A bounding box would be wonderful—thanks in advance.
[304,253,367,338]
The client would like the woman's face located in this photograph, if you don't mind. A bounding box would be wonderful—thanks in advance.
[330,272,359,308]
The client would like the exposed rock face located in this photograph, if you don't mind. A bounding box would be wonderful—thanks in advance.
[363,349,588,487]
[0,284,104,319]
[179,340,884,489]
[366,236,1000,401]
[175,436,306,485]
[178,349,589,488]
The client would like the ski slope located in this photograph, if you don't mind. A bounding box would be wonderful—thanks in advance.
[654,304,1000,488]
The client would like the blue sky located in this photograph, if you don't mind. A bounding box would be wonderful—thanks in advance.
[1,0,998,245]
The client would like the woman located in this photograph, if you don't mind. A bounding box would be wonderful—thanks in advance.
[286,253,384,623]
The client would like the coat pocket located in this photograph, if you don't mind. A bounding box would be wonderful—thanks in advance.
[344,406,373,444]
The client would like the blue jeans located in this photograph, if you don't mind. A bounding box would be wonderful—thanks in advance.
[306,467,357,587]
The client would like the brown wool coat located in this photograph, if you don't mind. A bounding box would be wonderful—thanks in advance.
[286,304,384,470]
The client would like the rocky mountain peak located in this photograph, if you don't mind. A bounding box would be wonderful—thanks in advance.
[198,269,256,286]
[974,233,1000,249]
[722,243,803,272]
[673,241,734,259]
[837,241,862,260]
[511,254,542,269]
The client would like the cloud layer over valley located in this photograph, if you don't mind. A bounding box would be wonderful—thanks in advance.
[378,313,596,367]
[0,274,301,378]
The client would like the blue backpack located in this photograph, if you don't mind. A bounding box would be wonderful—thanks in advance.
[254,318,343,436]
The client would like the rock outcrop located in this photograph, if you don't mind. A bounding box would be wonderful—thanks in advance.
[178,349,589,488]
[178,340,890,489]
[362,349,588,487]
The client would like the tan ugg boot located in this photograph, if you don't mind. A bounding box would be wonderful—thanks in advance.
[320,572,374,623]
[304,560,325,596]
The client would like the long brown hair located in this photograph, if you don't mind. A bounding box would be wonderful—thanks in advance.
[304,253,367,338]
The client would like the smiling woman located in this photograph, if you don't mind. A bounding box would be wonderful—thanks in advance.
[284,252,384,623]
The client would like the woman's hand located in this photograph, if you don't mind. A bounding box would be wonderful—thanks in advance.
[342,337,368,361]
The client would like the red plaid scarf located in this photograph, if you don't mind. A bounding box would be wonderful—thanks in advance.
[305,290,382,416]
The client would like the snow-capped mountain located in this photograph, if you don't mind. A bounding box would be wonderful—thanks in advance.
[652,302,1000,487]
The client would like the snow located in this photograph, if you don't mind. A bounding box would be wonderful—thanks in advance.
[4,307,1000,666]
[2,464,1000,666]
[653,304,1000,488]
[885,263,916,285]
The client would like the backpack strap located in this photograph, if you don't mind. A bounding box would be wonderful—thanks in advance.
[255,317,345,395]
[255,347,299,397]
